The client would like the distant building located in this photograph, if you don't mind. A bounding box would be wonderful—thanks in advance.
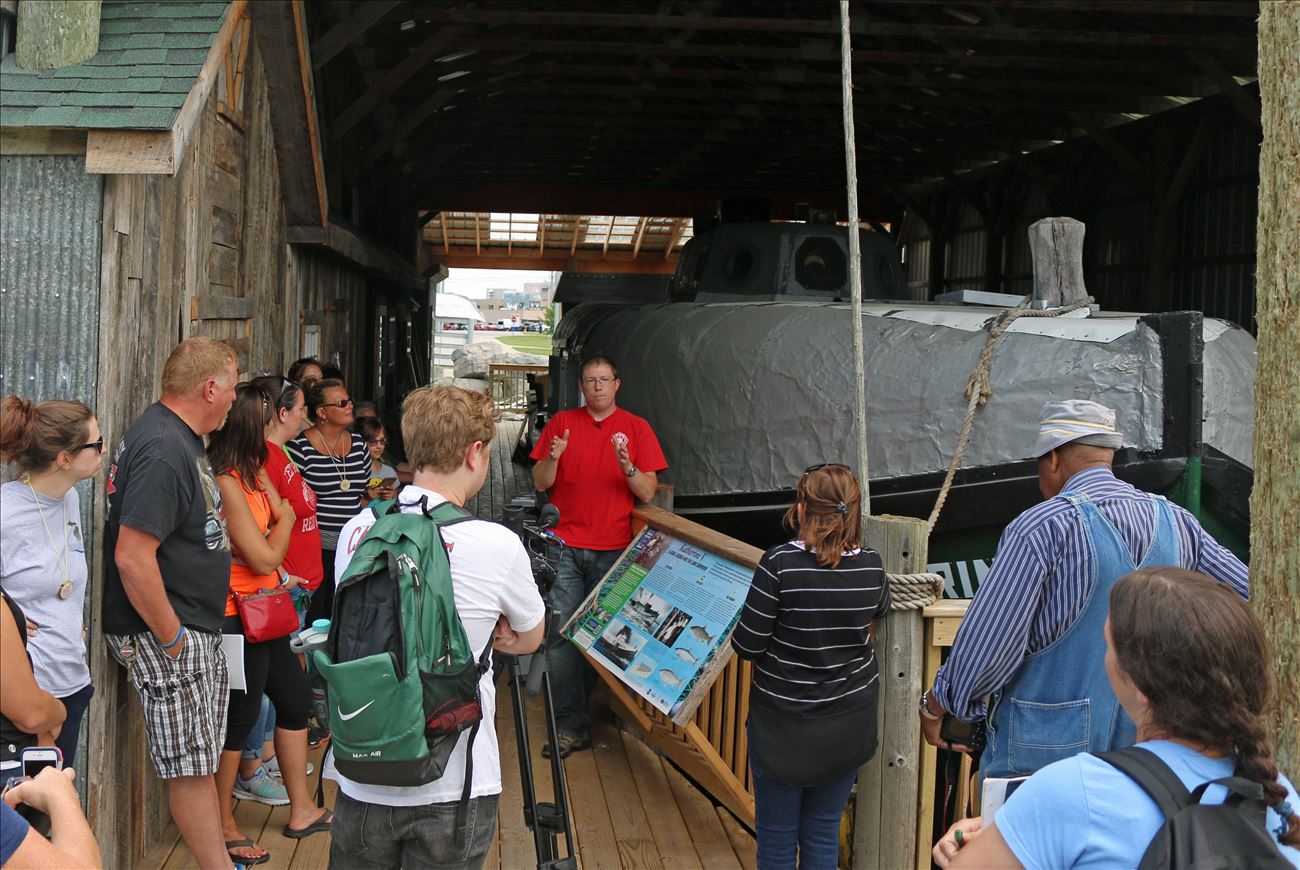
[476,298,502,316]
[524,281,553,306]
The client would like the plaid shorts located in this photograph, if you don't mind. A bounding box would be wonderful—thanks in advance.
[107,629,229,779]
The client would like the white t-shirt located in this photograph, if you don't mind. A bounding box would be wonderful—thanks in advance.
[325,485,545,806]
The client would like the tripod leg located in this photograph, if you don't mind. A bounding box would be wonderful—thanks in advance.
[507,654,549,866]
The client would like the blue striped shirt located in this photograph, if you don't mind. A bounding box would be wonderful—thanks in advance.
[931,467,1249,720]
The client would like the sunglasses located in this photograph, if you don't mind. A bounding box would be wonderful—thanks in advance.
[77,437,105,453]
[803,463,850,475]
[324,398,354,409]
[367,438,388,446]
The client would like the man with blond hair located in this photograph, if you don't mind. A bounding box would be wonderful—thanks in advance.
[102,336,240,869]
[331,385,545,870]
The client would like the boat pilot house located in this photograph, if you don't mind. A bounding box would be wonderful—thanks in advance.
[1,2,1295,869]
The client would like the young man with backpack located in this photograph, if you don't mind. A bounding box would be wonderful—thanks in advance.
[325,385,545,870]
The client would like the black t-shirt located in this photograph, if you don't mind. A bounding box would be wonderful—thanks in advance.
[101,402,232,635]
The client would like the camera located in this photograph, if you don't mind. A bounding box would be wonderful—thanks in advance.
[502,494,564,594]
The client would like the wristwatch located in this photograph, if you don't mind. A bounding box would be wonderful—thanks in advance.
[624,465,638,478]
[919,689,943,721]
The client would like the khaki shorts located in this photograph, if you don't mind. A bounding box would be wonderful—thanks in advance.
[107,629,228,779]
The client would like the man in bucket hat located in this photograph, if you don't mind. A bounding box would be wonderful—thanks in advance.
[918,399,1248,779]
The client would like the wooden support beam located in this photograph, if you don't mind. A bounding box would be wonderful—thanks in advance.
[1162,115,1218,212]
[942,169,992,223]
[365,86,455,164]
[424,248,678,275]
[289,224,423,289]
[425,8,1255,51]
[538,214,548,257]
[571,215,584,255]
[602,216,616,258]
[1187,50,1263,130]
[631,216,650,258]
[1070,112,1147,184]
[439,212,450,255]
[663,217,686,259]
[330,25,467,140]
[247,0,326,224]
[311,0,401,69]
[878,178,936,230]
[415,210,439,230]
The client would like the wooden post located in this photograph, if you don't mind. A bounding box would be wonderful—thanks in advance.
[15,0,100,70]
[854,514,930,870]
[1028,217,1088,307]
[1253,0,1299,777]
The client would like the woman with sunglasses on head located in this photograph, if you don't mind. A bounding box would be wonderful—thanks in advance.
[286,378,369,627]
[731,463,890,870]
[933,567,1299,869]
[209,385,330,865]
[0,397,104,769]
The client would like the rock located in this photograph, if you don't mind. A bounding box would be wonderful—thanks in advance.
[452,339,547,379]
[432,376,488,393]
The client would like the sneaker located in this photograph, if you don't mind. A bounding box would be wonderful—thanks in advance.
[541,732,591,759]
[234,767,290,806]
[263,755,314,778]
[307,725,330,750]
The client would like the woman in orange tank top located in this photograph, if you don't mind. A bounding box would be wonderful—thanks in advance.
[208,384,331,864]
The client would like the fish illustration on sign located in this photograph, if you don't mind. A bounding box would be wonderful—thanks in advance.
[674,648,697,665]
[689,625,715,645]
[658,669,682,687]
[629,661,652,678]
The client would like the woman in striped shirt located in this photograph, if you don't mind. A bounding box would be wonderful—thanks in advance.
[286,379,371,626]
[732,463,891,870]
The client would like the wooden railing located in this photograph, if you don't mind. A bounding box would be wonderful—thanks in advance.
[590,506,972,868]
[487,362,548,412]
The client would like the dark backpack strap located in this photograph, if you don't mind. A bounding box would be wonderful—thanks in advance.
[1098,748,1192,820]
[455,637,495,848]
[1190,776,1268,806]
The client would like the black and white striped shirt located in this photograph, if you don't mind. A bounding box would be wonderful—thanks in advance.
[286,431,370,550]
[731,541,891,713]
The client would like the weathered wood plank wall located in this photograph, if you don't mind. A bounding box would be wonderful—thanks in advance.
[86,36,299,870]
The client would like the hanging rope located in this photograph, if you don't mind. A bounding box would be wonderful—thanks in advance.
[925,297,1096,532]
[887,572,946,611]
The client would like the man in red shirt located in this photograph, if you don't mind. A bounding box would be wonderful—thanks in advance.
[530,355,668,757]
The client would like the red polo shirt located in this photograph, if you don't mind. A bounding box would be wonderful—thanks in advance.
[264,441,324,589]
[530,407,668,550]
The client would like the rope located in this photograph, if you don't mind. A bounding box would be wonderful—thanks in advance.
[887,572,946,611]
[925,297,1096,532]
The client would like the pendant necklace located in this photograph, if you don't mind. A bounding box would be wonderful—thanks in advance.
[319,426,351,491]
[26,477,73,600]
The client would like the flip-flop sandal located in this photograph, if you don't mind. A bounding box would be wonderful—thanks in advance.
[283,808,333,839]
[226,838,270,865]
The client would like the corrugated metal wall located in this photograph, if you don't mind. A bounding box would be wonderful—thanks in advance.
[902,109,1259,330]
[0,156,103,534]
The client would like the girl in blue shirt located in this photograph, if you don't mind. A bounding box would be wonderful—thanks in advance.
[933,567,1300,869]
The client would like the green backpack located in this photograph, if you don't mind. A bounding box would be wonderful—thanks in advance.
[312,497,492,801]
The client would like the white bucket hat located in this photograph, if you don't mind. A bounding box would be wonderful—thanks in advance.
[1032,399,1124,458]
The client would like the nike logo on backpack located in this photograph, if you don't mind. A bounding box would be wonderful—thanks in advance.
[338,699,376,721]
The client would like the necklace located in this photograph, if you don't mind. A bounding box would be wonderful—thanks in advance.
[314,426,352,492]
[25,477,73,600]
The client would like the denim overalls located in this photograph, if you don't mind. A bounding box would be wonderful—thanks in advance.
[983,490,1180,779]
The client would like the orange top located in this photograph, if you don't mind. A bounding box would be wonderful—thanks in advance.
[225,469,278,617]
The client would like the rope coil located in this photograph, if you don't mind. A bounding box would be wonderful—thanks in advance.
[887,572,945,611]
[925,297,1095,532]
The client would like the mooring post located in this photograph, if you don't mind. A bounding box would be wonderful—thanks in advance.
[853,513,930,870]
[1028,216,1089,307]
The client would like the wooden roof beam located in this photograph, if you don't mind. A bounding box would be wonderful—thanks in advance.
[311,0,402,69]
[1187,50,1262,130]
[425,9,1255,52]
[330,25,467,140]
[874,0,1259,15]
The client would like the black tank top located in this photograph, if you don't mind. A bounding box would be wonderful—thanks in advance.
[1,589,36,765]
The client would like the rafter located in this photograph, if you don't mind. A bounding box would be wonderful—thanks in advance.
[330,25,466,139]
[311,0,401,69]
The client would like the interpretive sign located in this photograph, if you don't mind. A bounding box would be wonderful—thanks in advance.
[562,523,754,724]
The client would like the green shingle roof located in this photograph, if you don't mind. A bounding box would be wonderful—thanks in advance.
[0,0,229,130]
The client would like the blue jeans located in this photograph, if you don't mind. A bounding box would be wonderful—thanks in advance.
[329,790,499,870]
[751,759,857,870]
[548,546,621,738]
[241,695,275,759]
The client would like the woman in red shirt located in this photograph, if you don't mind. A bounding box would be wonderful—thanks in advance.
[251,374,323,615]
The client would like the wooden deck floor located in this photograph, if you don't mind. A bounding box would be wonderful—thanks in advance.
[142,690,755,870]
[144,417,755,869]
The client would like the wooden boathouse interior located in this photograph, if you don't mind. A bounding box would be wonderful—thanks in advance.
[0,2,1284,868]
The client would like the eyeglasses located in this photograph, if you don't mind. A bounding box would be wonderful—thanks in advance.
[581,377,617,387]
[324,398,354,408]
[78,438,105,453]
[367,438,388,446]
